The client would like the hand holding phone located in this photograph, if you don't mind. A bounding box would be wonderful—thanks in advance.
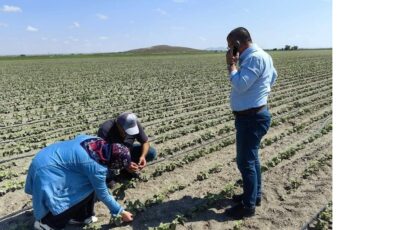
[232,40,240,56]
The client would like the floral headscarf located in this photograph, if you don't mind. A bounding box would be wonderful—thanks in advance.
[81,138,131,170]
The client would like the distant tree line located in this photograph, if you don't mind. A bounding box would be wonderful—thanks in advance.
[272,45,298,51]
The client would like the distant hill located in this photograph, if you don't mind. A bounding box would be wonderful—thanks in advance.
[125,45,202,54]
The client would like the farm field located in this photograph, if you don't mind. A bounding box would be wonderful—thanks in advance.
[0,50,332,230]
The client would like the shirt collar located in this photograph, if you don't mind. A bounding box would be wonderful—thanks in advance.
[239,43,259,62]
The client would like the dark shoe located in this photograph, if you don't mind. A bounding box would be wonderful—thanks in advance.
[232,194,261,206]
[225,203,255,219]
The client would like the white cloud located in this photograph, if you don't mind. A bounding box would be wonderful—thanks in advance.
[0,22,8,28]
[96,14,108,20]
[26,26,38,32]
[72,22,80,28]
[41,37,48,41]
[1,5,22,13]
[154,8,167,15]
[99,36,109,40]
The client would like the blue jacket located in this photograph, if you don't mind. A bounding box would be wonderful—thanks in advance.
[25,134,123,220]
[229,43,277,111]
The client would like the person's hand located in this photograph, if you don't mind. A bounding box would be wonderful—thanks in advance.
[121,210,133,222]
[127,162,139,173]
[226,49,238,65]
[226,49,235,66]
[138,157,147,169]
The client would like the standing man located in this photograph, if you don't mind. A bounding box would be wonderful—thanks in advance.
[224,27,277,219]
[98,112,157,177]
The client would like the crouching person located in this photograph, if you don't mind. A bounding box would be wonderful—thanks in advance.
[25,134,133,230]
[98,112,157,180]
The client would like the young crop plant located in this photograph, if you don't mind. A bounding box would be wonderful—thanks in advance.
[166,184,187,194]
[0,180,25,196]
[145,193,166,207]
[284,178,302,194]
[0,170,19,182]
[148,215,186,230]
[307,202,332,230]
[208,164,223,174]
[124,183,187,217]
[186,182,237,218]
[196,172,209,181]
[302,154,332,179]
[262,122,332,172]
[233,220,244,230]
[83,223,102,230]
[196,164,223,181]
[125,199,146,215]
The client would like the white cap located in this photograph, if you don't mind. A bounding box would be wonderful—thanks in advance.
[116,112,139,135]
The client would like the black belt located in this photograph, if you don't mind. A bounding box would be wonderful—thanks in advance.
[233,105,266,116]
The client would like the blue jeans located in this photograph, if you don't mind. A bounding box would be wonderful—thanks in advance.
[130,143,157,163]
[235,106,271,208]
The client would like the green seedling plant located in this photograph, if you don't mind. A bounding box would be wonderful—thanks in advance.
[233,220,244,230]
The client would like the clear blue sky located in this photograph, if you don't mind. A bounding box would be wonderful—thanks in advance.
[0,0,331,55]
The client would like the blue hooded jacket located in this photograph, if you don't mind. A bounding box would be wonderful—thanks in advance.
[25,134,123,220]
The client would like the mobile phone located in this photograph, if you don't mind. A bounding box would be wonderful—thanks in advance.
[232,40,240,56]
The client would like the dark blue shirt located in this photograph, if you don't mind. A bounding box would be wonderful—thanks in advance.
[97,119,148,151]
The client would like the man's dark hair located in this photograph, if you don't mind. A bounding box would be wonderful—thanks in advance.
[227,27,252,44]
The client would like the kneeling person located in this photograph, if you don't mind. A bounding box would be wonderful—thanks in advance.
[25,135,134,230]
[98,112,157,176]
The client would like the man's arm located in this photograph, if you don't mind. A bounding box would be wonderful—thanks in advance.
[229,57,261,93]
[135,121,149,168]
[140,141,150,159]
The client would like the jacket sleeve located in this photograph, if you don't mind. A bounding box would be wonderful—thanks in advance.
[24,164,34,195]
[83,162,124,215]
[229,56,261,93]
